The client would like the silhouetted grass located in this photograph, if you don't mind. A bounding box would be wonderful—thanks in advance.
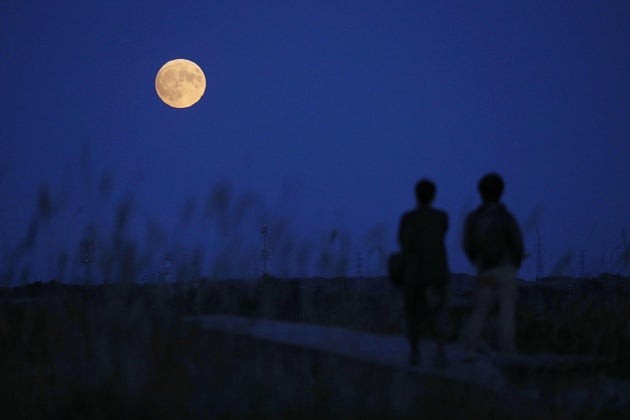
[2,271,630,418]
[1,154,629,417]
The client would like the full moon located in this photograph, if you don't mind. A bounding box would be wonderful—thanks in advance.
[155,59,206,108]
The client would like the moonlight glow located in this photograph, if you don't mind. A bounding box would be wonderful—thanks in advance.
[155,59,206,108]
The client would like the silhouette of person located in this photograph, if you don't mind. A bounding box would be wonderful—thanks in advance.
[398,179,450,366]
[462,173,524,360]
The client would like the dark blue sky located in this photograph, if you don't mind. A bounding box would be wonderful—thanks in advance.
[1,1,628,282]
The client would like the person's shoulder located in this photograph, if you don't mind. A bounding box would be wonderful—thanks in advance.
[496,202,516,218]
[500,204,521,226]
[428,206,445,214]
[431,207,448,219]
[402,208,417,217]
[400,209,417,222]
[464,204,483,221]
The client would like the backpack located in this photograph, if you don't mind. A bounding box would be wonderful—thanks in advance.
[469,205,510,269]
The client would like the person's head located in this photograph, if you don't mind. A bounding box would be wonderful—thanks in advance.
[415,179,436,206]
[478,172,504,202]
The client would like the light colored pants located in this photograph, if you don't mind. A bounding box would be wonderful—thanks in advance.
[466,265,518,355]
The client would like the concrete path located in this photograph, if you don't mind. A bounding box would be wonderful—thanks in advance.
[187,316,532,389]
[185,314,630,414]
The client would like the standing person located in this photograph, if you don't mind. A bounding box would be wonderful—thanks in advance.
[398,179,450,366]
[463,173,524,360]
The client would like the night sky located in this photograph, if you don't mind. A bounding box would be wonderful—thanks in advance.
[1,1,628,282]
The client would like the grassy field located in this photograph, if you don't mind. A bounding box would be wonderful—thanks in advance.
[1,277,629,418]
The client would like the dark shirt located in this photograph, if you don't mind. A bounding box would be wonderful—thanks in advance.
[463,202,524,270]
[398,206,449,286]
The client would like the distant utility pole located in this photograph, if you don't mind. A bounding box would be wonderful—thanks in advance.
[192,249,201,315]
[261,224,270,277]
[154,253,172,311]
[160,253,172,283]
[191,249,201,282]
[536,229,544,281]
[80,239,94,284]
[354,251,364,279]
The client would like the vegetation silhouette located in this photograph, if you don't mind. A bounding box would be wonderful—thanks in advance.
[0,153,629,417]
